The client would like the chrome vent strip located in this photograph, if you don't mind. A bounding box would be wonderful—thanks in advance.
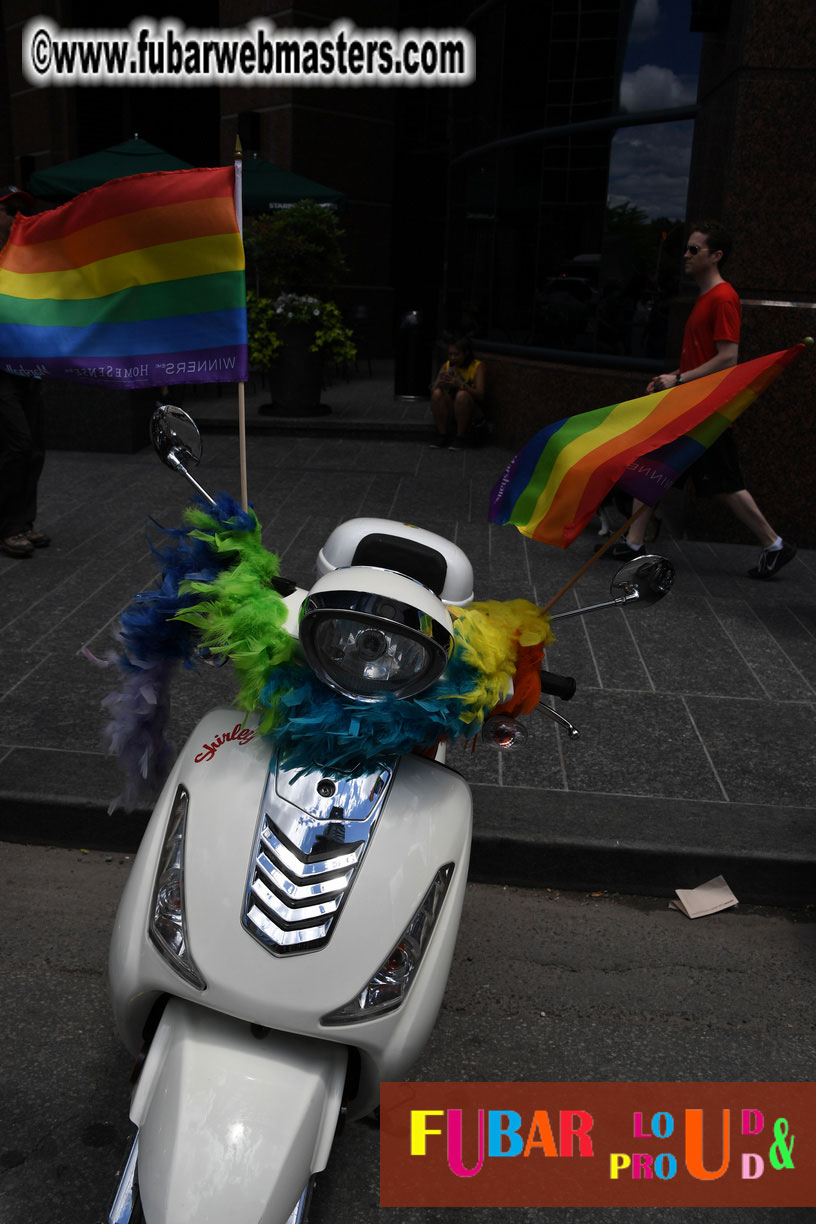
[255,852,351,901]
[242,757,396,956]
[247,905,333,947]
[260,825,363,877]
[250,875,342,924]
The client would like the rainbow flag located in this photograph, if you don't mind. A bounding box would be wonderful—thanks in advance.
[489,343,806,548]
[0,166,247,389]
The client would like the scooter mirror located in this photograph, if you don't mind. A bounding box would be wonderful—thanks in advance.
[610,555,675,607]
[151,404,202,471]
[150,405,216,507]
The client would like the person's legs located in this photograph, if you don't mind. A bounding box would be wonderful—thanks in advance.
[623,498,649,548]
[451,388,478,442]
[690,430,794,574]
[18,378,45,533]
[698,433,796,577]
[719,488,777,548]
[0,376,35,539]
[430,386,454,444]
[0,374,47,555]
[727,488,798,579]
[595,496,657,558]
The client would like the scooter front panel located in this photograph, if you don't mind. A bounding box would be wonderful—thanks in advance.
[111,709,472,1065]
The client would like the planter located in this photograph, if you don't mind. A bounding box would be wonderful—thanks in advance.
[258,324,329,417]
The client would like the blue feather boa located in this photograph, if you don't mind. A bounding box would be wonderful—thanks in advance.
[259,647,493,773]
[100,494,263,806]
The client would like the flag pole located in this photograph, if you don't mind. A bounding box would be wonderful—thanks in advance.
[234,135,249,512]
[539,503,651,615]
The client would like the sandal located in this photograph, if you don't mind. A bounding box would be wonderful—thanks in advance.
[2,533,34,557]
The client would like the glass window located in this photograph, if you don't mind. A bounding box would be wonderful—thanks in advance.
[442,0,704,363]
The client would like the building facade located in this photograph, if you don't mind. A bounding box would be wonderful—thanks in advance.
[2,0,814,541]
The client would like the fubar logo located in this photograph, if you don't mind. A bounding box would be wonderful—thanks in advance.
[380,1082,815,1209]
[411,1107,594,1176]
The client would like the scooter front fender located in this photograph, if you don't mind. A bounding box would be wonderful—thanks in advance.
[130,998,347,1224]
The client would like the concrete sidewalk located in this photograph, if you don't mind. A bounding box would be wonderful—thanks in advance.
[1,363,814,906]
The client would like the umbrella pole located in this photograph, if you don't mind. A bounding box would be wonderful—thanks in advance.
[539,503,651,615]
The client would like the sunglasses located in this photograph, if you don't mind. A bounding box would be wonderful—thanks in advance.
[684,243,707,255]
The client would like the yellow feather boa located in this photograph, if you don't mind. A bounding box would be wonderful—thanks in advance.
[442,599,555,722]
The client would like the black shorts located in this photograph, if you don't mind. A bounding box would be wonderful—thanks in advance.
[677,428,745,497]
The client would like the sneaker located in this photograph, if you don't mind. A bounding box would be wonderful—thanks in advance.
[447,438,466,451]
[428,434,450,449]
[593,538,644,560]
[747,540,797,581]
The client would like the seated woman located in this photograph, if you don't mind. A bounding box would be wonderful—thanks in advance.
[429,337,487,450]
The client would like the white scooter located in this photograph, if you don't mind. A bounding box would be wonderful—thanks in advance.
[107,407,674,1224]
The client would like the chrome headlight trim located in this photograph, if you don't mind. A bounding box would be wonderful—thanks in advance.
[148,785,206,991]
[299,591,453,702]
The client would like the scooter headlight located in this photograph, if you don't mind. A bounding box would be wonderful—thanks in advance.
[300,569,453,702]
[321,864,454,1024]
[148,785,206,991]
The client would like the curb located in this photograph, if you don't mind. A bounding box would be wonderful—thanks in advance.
[468,786,816,909]
[2,786,812,909]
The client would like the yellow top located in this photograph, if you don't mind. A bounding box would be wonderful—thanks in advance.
[444,357,483,387]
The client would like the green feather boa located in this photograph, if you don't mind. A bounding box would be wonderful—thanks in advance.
[174,505,299,715]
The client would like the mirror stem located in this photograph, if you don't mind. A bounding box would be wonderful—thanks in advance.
[166,451,217,507]
[548,591,639,622]
[537,702,580,737]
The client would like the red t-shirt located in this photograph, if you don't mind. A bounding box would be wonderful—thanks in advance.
[679,281,741,374]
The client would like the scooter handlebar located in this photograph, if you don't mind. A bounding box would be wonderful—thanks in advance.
[539,670,577,702]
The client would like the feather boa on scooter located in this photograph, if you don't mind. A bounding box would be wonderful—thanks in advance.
[99,496,554,806]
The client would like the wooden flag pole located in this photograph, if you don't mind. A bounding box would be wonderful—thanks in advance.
[539,502,651,615]
[237,381,248,512]
[234,136,249,512]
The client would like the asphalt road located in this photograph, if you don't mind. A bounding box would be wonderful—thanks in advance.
[1,843,814,1224]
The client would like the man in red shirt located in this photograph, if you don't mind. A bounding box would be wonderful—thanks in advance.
[606,220,796,580]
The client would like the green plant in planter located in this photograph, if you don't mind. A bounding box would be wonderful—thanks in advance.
[243,200,347,299]
[310,299,357,365]
[246,291,282,369]
[244,202,356,373]
[246,290,356,369]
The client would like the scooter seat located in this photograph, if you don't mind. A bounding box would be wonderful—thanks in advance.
[352,532,447,595]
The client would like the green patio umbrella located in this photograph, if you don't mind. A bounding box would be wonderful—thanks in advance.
[240,153,343,214]
[28,137,194,200]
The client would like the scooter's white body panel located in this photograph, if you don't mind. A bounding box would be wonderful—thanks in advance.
[130,998,347,1224]
[110,707,472,1190]
[107,508,476,1222]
